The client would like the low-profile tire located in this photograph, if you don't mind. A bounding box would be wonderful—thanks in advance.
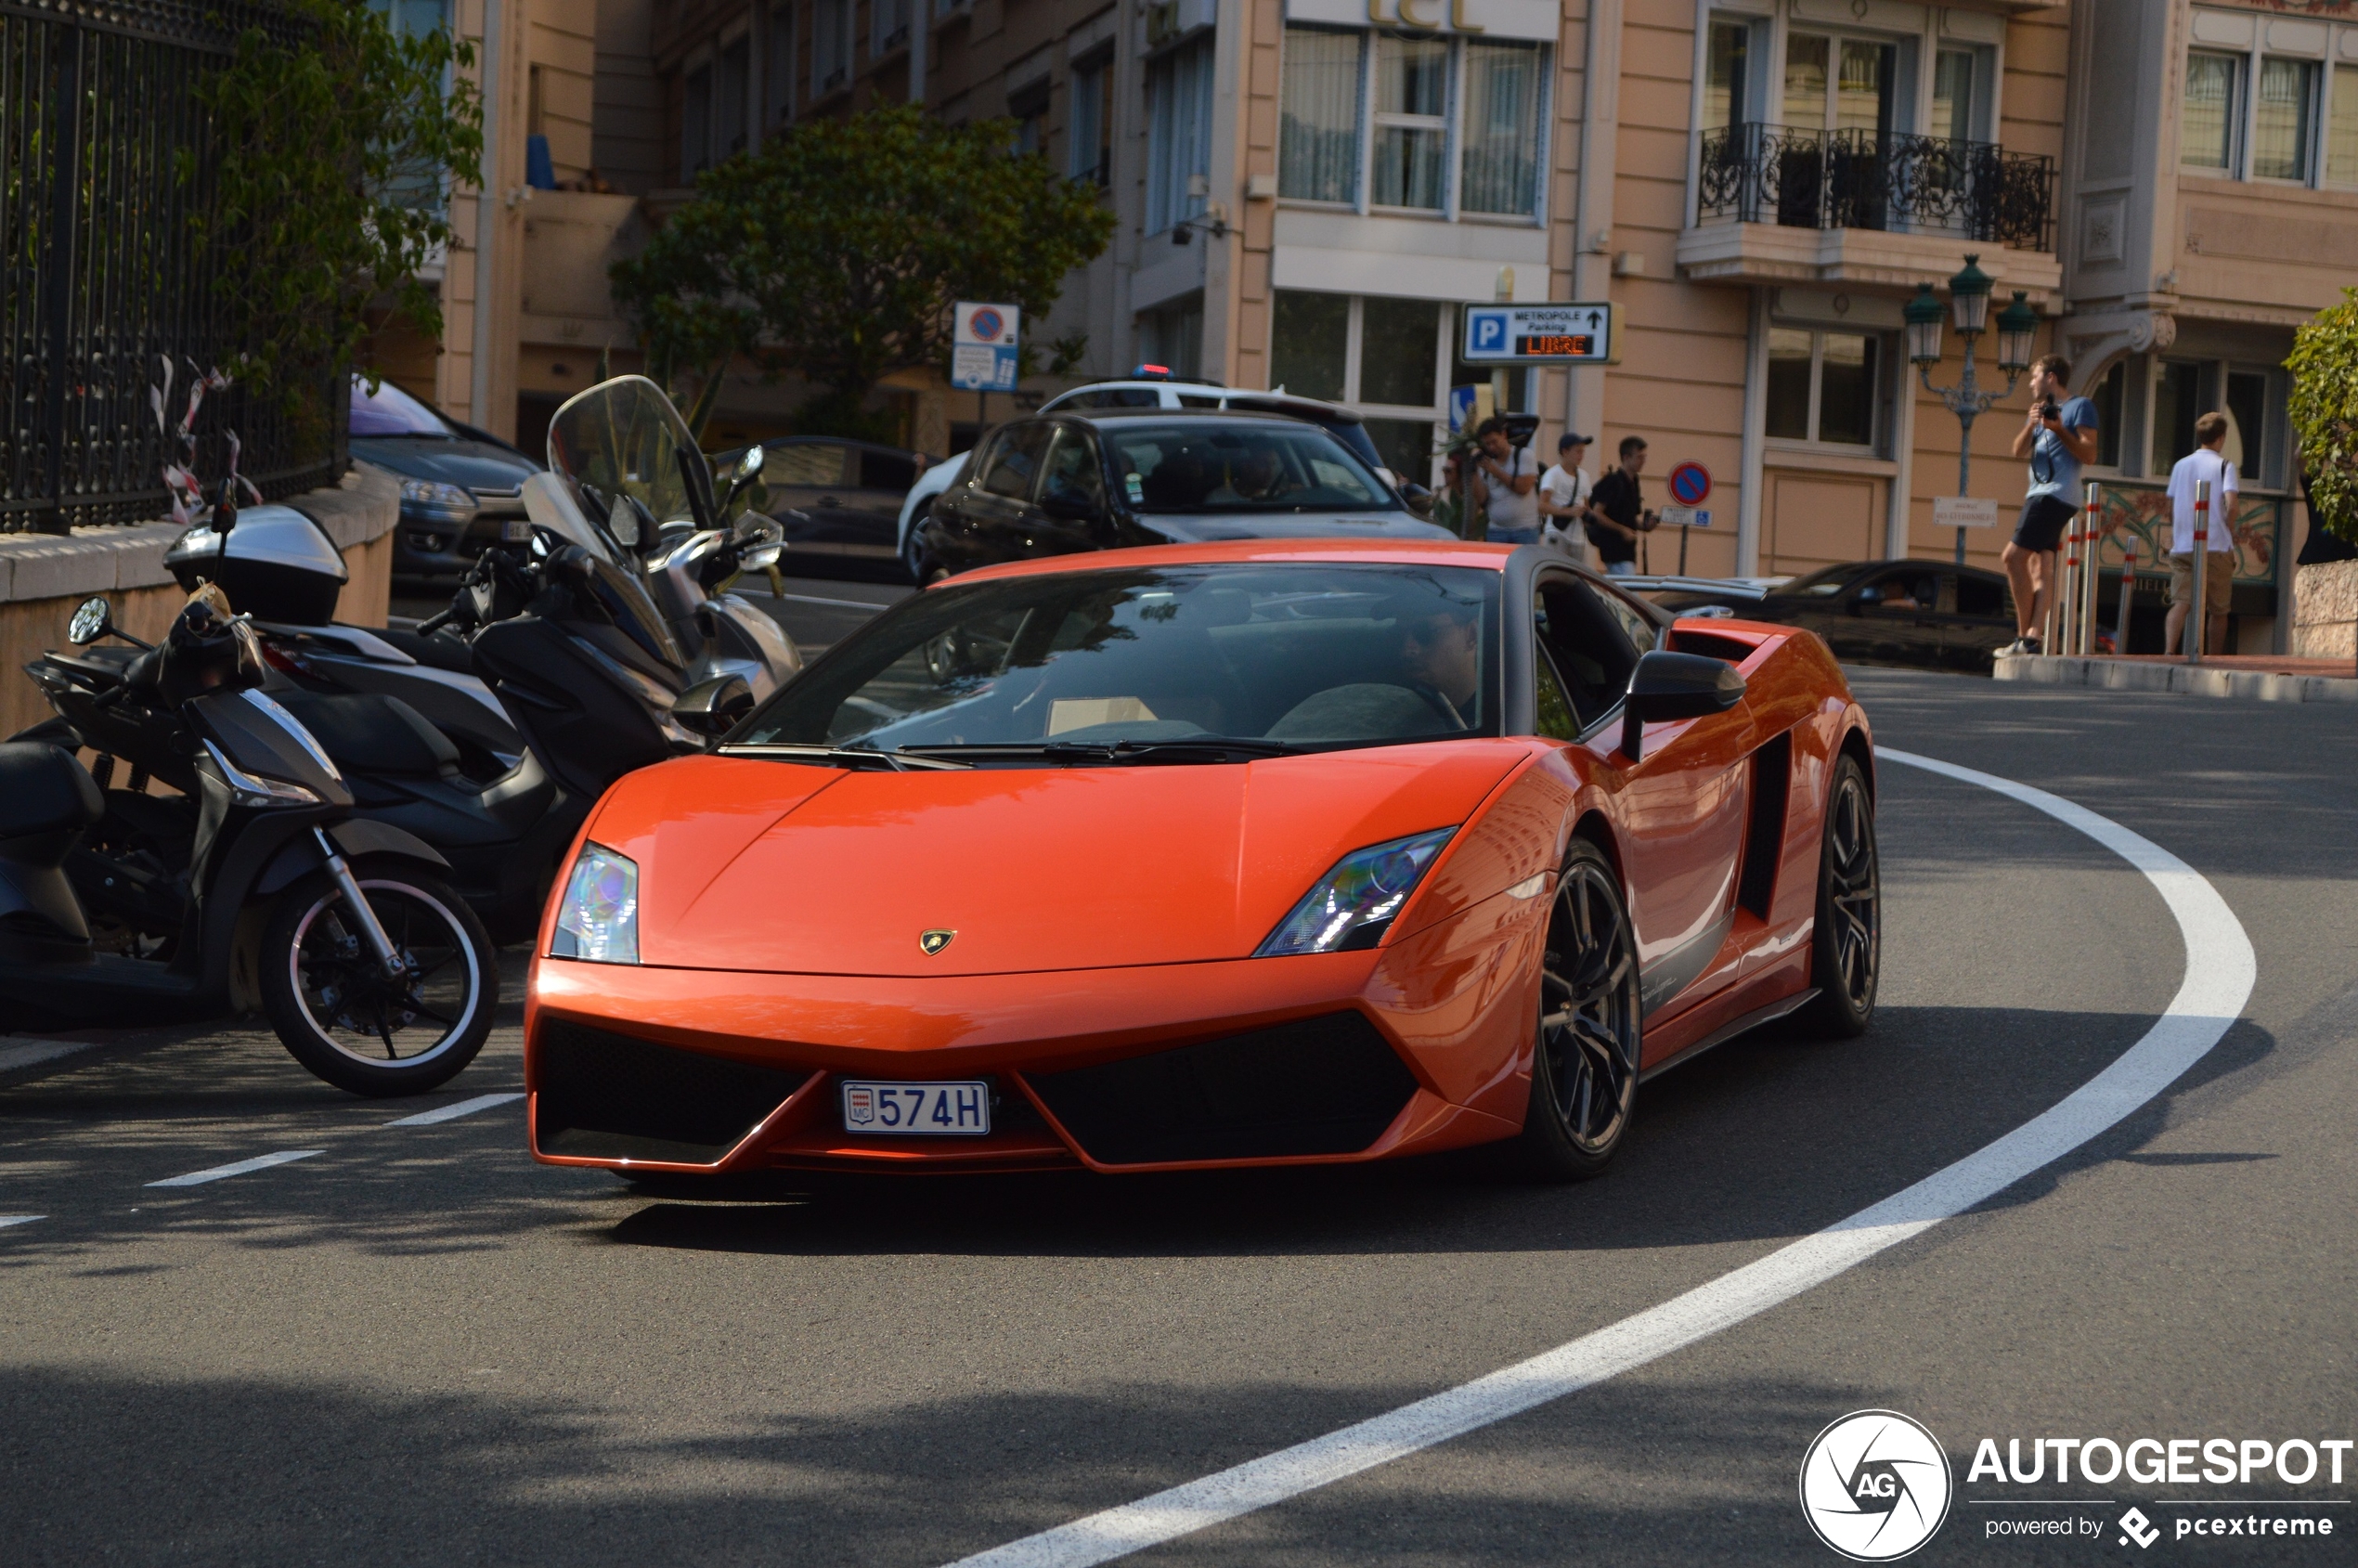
[260,862,499,1096]
[1512,838,1644,1182]
[1797,753,1880,1038]
[900,499,933,584]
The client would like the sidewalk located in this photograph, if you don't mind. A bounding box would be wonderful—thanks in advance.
[1993,652,2358,704]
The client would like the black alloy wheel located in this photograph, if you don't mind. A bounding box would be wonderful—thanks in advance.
[261,863,497,1095]
[1514,838,1644,1181]
[1800,753,1880,1037]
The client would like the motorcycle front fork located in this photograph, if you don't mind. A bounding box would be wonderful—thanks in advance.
[311,828,408,980]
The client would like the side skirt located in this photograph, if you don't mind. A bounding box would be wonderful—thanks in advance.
[1638,986,1819,1084]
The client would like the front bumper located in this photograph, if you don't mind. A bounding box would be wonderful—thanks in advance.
[526,916,1538,1175]
[391,503,525,580]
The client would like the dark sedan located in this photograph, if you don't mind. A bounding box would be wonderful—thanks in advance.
[349,377,542,587]
[913,409,1450,582]
[1630,560,2017,673]
[718,435,930,581]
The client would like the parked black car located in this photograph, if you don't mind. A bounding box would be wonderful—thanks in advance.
[349,377,542,587]
[716,434,930,581]
[1629,560,2017,672]
[913,409,1451,581]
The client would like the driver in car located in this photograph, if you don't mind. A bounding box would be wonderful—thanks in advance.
[1227,442,1300,503]
[1396,599,1483,729]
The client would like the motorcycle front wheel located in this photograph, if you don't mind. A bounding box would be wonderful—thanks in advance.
[260,862,499,1096]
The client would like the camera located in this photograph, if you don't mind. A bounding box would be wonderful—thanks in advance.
[2037,397,2061,422]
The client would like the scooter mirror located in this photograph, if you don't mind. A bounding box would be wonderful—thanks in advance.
[735,444,765,486]
[740,542,784,573]
[69,596,113,646]
[674,672,755,737]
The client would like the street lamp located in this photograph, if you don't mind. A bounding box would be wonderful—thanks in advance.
[1909,254,2034,565]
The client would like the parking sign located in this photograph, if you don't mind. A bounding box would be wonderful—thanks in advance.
[952,302,1020,393]
[1460,303,1622,365]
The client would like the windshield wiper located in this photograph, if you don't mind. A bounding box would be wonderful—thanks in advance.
[901,737,1302,766]
[718,743,972,771]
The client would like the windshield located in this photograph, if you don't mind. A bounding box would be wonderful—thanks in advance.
[732,563,1500,761]
[1106,423,1396,513]
[545,376,705,531]
[349,376,453,438]
[1782,563,1877,597]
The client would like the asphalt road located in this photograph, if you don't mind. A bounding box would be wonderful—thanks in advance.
[2,670,2352,1566]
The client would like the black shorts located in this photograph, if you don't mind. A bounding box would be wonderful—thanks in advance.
[2013,494,2078,552]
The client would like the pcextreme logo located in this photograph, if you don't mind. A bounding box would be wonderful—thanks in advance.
[1800,1409,1956,1561]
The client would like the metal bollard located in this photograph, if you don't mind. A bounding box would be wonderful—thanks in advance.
[2081,481,2103,654]
[2186,479,2209,664]
[2115,536,2137,654]
[2057,509,2080,655]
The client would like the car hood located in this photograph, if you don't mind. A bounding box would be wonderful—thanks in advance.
[1144,512,1453,542]
[352,437,542,494]
[584,743,1527,976]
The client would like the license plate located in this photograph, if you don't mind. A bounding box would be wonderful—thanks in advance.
[500,518,534,542]
[840,1079,991,1136]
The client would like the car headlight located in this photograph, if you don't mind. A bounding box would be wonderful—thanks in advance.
[1255,827,1456,957]
[550,844,639,963]
[400,477,480,524]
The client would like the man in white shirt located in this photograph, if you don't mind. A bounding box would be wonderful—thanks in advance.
[1538,433,1596,564]
[2164,410,2238,655]
[1470,419,1540,544]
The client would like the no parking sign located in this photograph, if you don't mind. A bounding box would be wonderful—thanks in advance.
[1662,462,1712,531]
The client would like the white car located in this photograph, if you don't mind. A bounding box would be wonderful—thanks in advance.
[896,374,1418,577]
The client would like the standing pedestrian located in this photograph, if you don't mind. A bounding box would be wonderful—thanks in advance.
[2001,354,2100,654]
[1469,418,1540,544]
[2164,411,2239,656]
[1587,436,1656,577]
[1538,433,1596,564]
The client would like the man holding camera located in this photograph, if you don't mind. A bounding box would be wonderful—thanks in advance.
[2002,354,2100,655]
[1469,418,1541,545]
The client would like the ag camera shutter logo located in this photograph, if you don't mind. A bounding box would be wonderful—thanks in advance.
[1799,1409,1954,1561]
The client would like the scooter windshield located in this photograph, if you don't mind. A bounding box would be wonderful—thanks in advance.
[546,377,706,536]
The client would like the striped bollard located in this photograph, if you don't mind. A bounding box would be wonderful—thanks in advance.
[2115,536,2137,654]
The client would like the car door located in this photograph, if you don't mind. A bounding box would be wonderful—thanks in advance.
[1028,423,1112,560]
[761,441,857,558]
[1842,564,1943,667]
[964,421,1056,564]
[1942,568,2016,668]
[832,446,923,567]
[1538,574,1750,1024]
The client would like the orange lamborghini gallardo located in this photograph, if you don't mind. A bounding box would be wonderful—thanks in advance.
[526,539,1877,1183]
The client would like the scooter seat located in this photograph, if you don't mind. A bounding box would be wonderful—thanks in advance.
[0,744,104,841]
[271,691,462,778]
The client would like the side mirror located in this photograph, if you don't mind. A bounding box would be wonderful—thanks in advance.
[721,445,767,519]
[674,672,755,738]
[1041,486,1100,523]
[1398,482,1435,516]
[1619,649,1744,761]
[69,596,113,645]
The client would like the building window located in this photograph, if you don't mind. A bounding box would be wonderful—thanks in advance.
[1703,20,1748,132]
[765,4,794,129]
[1147,37,1214,234]
[2332,64,2358,185]
[873,0,911,55]
[1459,42,1542,215]
[1372,33,1449,210]
[1270,291,1461,480]
[2252,57,2317,180]
[2149,358,2205,475]
[2090,360,2127,469]
[1071,54,1112,186]
[1280,28,1362,203]
[1765,328,1881,449]
[716,35,750,160]
[1010,79,1049,158]
[682,60,713,177]
[1140,294,1205,382]
[1272,292,1350,401]
[813,0,849,96]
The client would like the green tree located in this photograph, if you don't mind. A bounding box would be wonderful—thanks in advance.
[611,105,1116,442]
[2288,287,2358,543]
[189,0,483,429]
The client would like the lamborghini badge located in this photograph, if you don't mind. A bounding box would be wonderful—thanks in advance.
[919,929,956,956]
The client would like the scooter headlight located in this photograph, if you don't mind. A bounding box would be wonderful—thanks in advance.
[1254,827,1456,957]
[551,843,639,963]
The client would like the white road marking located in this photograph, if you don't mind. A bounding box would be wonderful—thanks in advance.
[944,746,2257,1568]
[146,1150,322,1188]
[0,1039,97,1074]
[0,1215,45,1229]
[384,1092,524,1127]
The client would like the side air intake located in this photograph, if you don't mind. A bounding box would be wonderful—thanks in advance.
[1737,730,1793,919]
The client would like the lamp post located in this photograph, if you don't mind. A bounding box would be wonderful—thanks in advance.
[1906,256,2038,565]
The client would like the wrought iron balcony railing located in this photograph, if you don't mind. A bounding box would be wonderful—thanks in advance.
[1696,123,2056,252]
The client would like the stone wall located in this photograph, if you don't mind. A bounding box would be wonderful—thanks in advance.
[0,463,400,742]
[2293,560,2358,663]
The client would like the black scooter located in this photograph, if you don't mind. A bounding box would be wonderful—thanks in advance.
[5,595,498,1096]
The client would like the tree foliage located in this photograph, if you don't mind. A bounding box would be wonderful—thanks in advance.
[188,0,483,422]
[611,106,1117,435]
[2288,287,2358,542]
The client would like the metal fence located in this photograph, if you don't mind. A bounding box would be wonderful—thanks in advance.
[0,0,343,534]
[1696,123,2056,252]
